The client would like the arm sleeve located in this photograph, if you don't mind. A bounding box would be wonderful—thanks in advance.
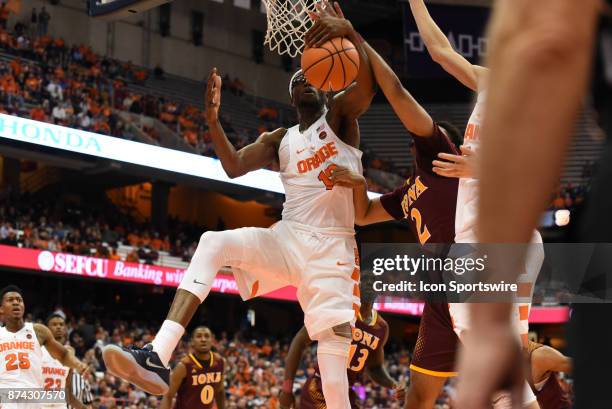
[413,122,460,173]
[380,184,408,220]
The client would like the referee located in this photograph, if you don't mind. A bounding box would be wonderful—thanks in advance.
[67,369,94,409]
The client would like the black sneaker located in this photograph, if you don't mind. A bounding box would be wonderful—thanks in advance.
[102,343,170,395]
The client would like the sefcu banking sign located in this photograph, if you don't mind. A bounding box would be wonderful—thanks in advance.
[0,114,381,198]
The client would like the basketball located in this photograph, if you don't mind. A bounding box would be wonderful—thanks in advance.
[301,37,360,92]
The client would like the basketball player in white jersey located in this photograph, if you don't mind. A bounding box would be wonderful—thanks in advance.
[408,1,544,408]
[102,5,376,408]
[0,285,87,409]
[42,313,89,409]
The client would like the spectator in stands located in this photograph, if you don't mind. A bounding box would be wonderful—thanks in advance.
[30,8,37,38]
[230,77,245,96]
[52,101,67,124]
[30,105,45,121]
[38,7,50,37]
[153,64,165,80]
[125,249,139,263]
[0,2,10,30]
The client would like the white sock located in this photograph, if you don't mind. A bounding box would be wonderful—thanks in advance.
[151,320,185,367]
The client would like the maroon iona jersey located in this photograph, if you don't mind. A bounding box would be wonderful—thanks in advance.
[527,343,572,409]
[380,123,459,244]
[300,312,389,409]
[175,352,225,409]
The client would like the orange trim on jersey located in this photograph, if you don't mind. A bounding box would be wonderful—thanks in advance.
[353,285,360,298]
[352,303,360,318]
[409,364,458,378]
[517,283,533,298]
[351,268,360,281]
[519,305,530,321]
[520,333,529,348]
[250,280,260,298]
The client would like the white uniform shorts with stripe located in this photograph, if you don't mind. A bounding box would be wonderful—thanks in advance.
[229,220,360,339]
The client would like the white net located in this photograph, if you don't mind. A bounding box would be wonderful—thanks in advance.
[262,0,323,58]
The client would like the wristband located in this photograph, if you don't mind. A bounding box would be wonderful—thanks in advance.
[282,379,293,394]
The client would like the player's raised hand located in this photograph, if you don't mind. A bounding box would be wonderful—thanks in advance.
[305,1,353,48]
[205,67,222,123]
[75,360,89,375]
[330,165,366,188]
[432,145,477,178]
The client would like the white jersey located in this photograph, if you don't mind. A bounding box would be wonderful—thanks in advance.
[455,91,485,243]
[0,322,44,388]
[279,112,363,229]
[41,347,69,409]
[455,92,543,245]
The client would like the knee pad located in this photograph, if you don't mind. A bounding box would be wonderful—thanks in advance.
[315,323,352,358]
[178,230,245,301]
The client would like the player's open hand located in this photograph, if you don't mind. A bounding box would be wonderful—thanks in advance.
[278,390,295,409]
[305,1,353,48]
[432,145,477,179]
[391,381,407,402]
[205,67,222,124]
[330,165,366,188]
[75,360,89,376]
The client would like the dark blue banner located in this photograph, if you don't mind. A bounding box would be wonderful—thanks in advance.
[401,2,490,78]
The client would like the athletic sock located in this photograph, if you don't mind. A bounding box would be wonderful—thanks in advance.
[151,320,185,367]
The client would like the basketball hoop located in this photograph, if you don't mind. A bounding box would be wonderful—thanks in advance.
[262,0,323,58]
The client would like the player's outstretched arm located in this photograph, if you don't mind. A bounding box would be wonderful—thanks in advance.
[363,42,433,137]
[330,165,393,226]
[364,323,400,391]
[279,326,313,409]
[159,361,187,409]
[408,0,486,91]
[205,68,285,178]
[306,1,376,120]
[534,345,573,376]
[34,324,88,374]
